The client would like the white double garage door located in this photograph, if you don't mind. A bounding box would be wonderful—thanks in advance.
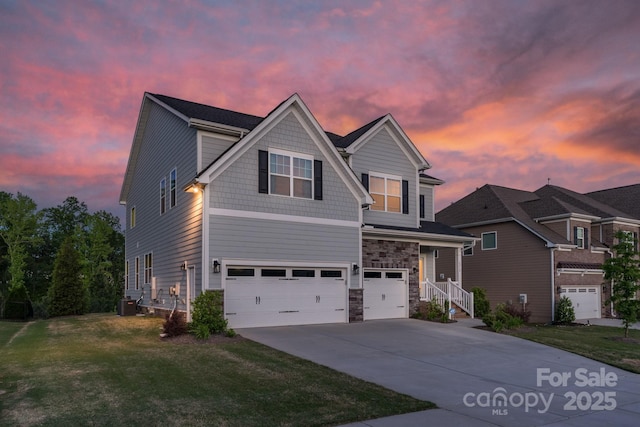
[224,265,408,328]
[559,286,601,320]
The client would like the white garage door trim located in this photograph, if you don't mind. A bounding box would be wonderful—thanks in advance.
[223,260,350,328]
[363,268,409,320]
[560,286,601,320]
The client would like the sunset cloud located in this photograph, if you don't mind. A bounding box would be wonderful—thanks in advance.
[0,0,638,219]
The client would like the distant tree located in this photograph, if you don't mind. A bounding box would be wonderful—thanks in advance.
[48,236,88,316]
[81,211,124,312]
[604,230,640,338]
[0,192,42,317]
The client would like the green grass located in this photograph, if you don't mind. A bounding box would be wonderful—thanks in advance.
[0,314,434,426]
[508,324,640,374]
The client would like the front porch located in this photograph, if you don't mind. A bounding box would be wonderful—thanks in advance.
[420,278,474,319]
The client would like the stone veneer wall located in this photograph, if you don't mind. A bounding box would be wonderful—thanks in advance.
[349,289,363,322]
[362,239,420,316]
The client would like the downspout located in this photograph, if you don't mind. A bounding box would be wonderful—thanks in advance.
[550,247,556,323]
[606,249,614,317]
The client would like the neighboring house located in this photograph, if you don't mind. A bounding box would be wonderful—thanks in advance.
[120,92,475,328]
[436,184,640,323]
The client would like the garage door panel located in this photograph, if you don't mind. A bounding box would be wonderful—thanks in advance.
[363,270,408,320]
[225,266,347,328]
[560,287,600,320]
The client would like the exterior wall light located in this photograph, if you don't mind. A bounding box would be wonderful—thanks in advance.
[212,259,221,274]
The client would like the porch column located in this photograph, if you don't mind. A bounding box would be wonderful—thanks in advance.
[456,247,463,284]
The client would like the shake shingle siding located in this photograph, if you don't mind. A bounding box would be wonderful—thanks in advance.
[124,102,202,310]
[351,128,417,228]
[210,112,360,220]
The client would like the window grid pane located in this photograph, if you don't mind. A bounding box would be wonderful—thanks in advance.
[387,179,401,196]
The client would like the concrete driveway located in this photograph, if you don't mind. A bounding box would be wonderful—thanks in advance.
[238,318,640,427]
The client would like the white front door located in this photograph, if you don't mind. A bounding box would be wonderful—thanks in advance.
[363,269,408,320]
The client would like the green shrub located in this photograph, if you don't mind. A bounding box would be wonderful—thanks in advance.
[482,303,523,332]
[555,296,576,325]
[192,322,210,340]
[471,287,491,318]
[224,328,237,338]
[190,291,228,338]
[503,303,531,323]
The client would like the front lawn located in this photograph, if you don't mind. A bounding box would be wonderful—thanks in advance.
[508,324,640,374]
[0,314,433,426]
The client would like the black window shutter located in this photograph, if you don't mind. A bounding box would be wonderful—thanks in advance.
[573,226,578,246]
[361,173,369,191]
[314,160,323,200]
[402,180,409,214]
[419,195,425,219]
[258,150,268,194]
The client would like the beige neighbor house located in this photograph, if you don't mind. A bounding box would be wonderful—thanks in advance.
[435,184,640,323]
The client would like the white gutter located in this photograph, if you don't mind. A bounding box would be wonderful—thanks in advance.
[362,227,478,244]
[188,118,249,137]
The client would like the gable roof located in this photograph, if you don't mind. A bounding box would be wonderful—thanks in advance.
[533,185,632,220]
[340,114,431,170]
[121,92,431,205]
[436,184,572,246]
[437,182,640,248]
[195,93,373,206]
[149,93,264,131]
[586,183,640,220]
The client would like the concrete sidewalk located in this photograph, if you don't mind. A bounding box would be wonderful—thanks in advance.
[239,318,640,427]
[583,318,640,329]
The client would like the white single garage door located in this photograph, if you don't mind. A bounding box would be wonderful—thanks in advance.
[560,287,601,320]
[363,269,408,320]
[225,266,348,328]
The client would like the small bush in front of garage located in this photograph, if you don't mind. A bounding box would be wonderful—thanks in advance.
[483,303,523,332]
[189,290,229,339]
[554,296,576,325]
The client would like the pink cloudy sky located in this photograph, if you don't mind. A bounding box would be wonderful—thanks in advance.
[1,0,639,221]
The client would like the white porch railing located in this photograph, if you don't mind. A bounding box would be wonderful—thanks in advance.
[420,278,474,319]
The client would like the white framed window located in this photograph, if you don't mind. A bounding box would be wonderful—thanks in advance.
[575,227,585,249]
[269,150,313,199]
[130,206,136,229]
[144,253,153,285]
[481,232,497,250]
[170,168,177,208]
[369,172,401,213]
[135,257,140,290]
[160,178,166,214]
[463,244,473,256]
[125,260,129,290]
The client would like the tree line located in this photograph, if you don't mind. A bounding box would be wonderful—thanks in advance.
[0,192,124,319]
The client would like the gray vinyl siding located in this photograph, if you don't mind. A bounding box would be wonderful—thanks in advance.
[420,185,435,221]
[208,215,360,288]
[210,112,360,221]
[124,102,202,311]
[200,133,238,172]
[350,127,418,228]
[440,221,552,322]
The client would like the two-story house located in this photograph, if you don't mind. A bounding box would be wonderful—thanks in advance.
[120,92,475,328]
[436,184,640,323]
